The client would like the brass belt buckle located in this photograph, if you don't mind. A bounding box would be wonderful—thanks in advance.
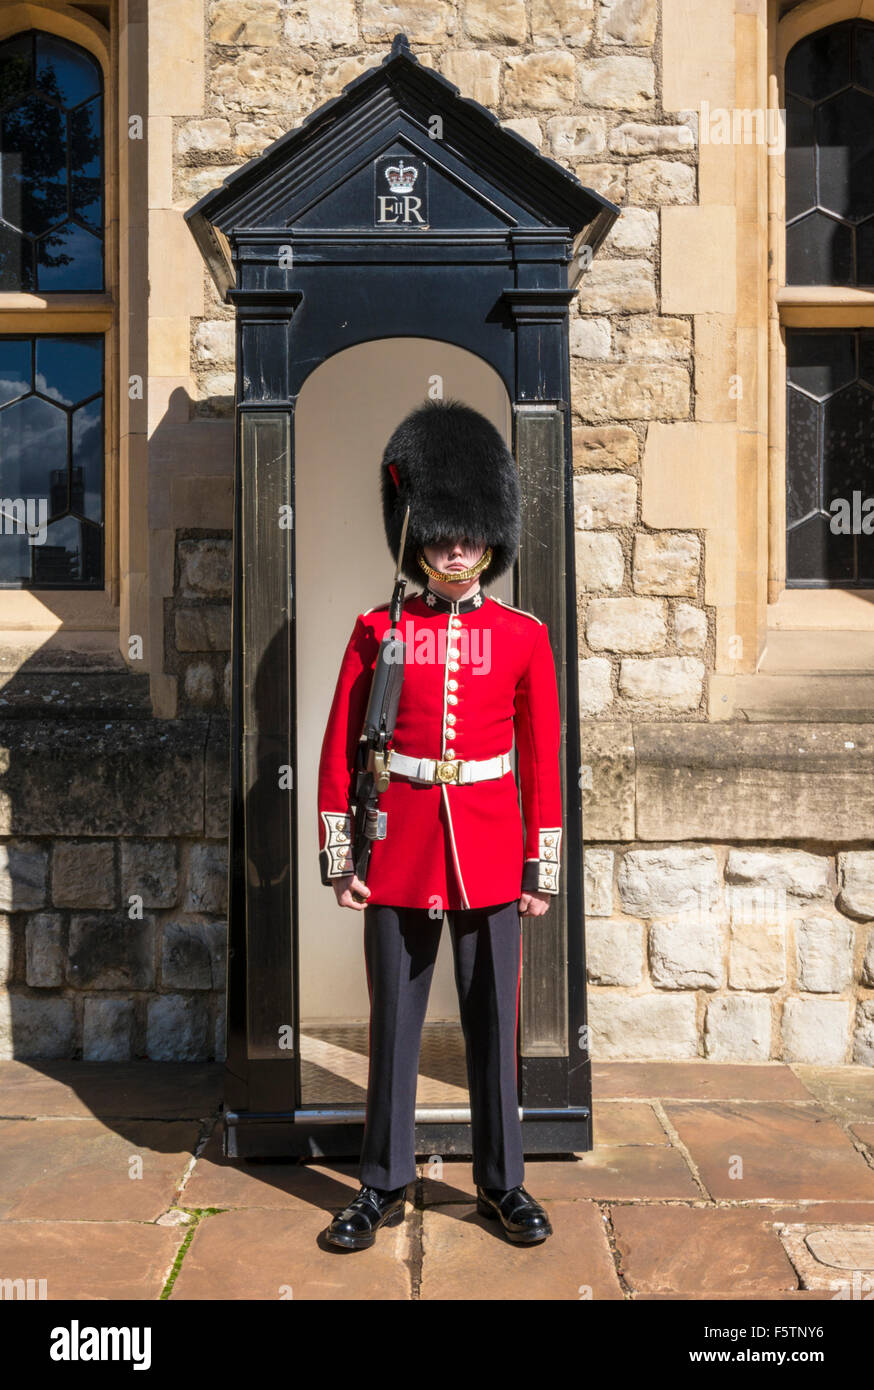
[436,759,459,783]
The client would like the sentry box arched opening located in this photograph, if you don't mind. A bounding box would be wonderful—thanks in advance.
[185,34,620,1160]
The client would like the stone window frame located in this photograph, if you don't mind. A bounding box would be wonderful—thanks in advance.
[0,2,118,638]
[770,0,874,633]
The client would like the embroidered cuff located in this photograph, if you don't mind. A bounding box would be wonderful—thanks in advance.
[536,828,562,894]
[319,812,354,883]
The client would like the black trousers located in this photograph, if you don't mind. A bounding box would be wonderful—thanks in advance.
[358,899,525,1191]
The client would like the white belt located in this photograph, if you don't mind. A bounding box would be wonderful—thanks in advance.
[386,749,512,785]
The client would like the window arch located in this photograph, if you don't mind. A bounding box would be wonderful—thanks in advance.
[0,26,106,589]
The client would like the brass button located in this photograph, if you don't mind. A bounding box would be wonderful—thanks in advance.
[445,748,456,759]
[448,679,458,690]
[449,662,460,672]
[448,647,460,660]
[446,713,456,724]
[447,694,458,704]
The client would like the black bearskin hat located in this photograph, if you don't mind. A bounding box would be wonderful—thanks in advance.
[379,398,521,586]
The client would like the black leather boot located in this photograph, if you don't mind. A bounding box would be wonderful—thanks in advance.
[325,1183,408,1250]
[475,1184,553,1244]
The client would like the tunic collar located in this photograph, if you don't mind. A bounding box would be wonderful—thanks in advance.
[416,584,486,614]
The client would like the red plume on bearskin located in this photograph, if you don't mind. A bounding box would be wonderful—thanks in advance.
[379,398,521,586]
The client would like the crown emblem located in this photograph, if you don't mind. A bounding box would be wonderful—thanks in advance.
[384,160,418,194]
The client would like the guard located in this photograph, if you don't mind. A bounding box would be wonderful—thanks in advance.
[317,398,563,1250]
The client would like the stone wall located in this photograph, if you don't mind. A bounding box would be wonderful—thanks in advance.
[585,844,874,1064]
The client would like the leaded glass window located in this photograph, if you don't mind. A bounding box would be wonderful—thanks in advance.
[0,29,103,291]
[0,334,103,586]
[786,327,874,586]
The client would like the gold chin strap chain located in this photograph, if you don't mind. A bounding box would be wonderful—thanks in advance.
[417,547,493,583]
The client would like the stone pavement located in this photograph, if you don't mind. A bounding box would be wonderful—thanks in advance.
[1,1059,873,1300]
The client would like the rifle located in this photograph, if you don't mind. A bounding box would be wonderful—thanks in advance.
[350,505,410,883]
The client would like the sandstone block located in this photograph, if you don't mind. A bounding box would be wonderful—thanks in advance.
[146,995,210,1062]
[618,847,720,918]
[633,532,700,596]
[674,603,707,652]
[25,913,64,987]
[587,990,698,1058]
[705,996,771,1061]
[52,842,115,909]
[578,657,614,715]
[649,915,724,989]
[504,51,575,110]
[121,841,179,911]
[837,851,874,921]
[572,424,638,471]
[584,848,615,916]
[574,472,637,528]
[579,56,655,109]
[795,915,854,994]
[0,841,48,912]
[782,998,850,1065]
[575,532,624,592]
[587,598,666,654]
[586,917,644,985]
[619,657,704,709]
[627,158,695,204]
[83,999,133,1062]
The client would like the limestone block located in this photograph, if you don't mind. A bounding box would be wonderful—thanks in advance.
[184,663,216,706]
[185,842,229,915]
[211,54,316,118]
[0,916,12,985]
[161,920,227,990]
[579,723,635,840]
[575,259,656,313]
[662,206,736,315]
[25,913,64,988]
[587,990,698,1058]
[599,0,658,45]
[584,848,615,916]
[795,915,854,994]
[618,657,704,709]
[572,424,639,471]
[0,841,48,911]
[579,56,655,109]
[609,121,695,154]
[175,607,231,653]
[649,915,724,989]
[0,995,74,1059]
[284,0,358,46]
[674,603,707,652]
[146,995,210,1062]
[67,916,156,991]
[618,847,720,918]
[176,119,233,155]
[863,929,874,988]
[854,1000,874,1065]
[178,540,232,599]
[504,51,575,110]
[587,598,666,654]
[121,842,179,910]
[705,995,771,1061]
[234,121,283,158]
[586,918,644,985]
[626,158,695,204]
[635,725,874,843]
[725,849,831,902]
[52,842,115,909]
[728,920,786,991]
[574,473,637,528]
[209,0,282,46]
[176,165,242,201]
[574,161,626,205]
[362,0,456,43]
[463,0,526,42]
[575,533,624,592]
[501,117,543,148]
[633,532,700,596]
[782,998,850,1065]
[193,320,235,365]
[614,314,690,357]
[547,115,607,159]
[570,363,689,422]
[837,851,874,921]
[441,50,500,105]
[578,657,614,715]
[569,316,612,359]
[83,999,133,1062]
[531,0,594,46]
[604,210,660,253]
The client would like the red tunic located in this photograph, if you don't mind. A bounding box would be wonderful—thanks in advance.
[317,586,563,910]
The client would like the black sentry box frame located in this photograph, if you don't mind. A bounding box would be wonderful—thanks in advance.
[185,34,620,1160]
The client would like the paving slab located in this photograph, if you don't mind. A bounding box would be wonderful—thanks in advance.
[664,1101,874,1201]
[850,1122,874,1152]
[0,1220,184,1299]
[0,1061,222,1119]
[636,1290,839,1300]
[593,1062,812,1102]
[779,1223,874,1293]
[790,1066,874,1123]
[420,1200,622,1300]
[593,1100,670,1145]
[0,1118,201,1221]
[419,1148,699,1204]
[170,1206,413,1299]
[183,1125,362,1209]
[611,1206,800,1296]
